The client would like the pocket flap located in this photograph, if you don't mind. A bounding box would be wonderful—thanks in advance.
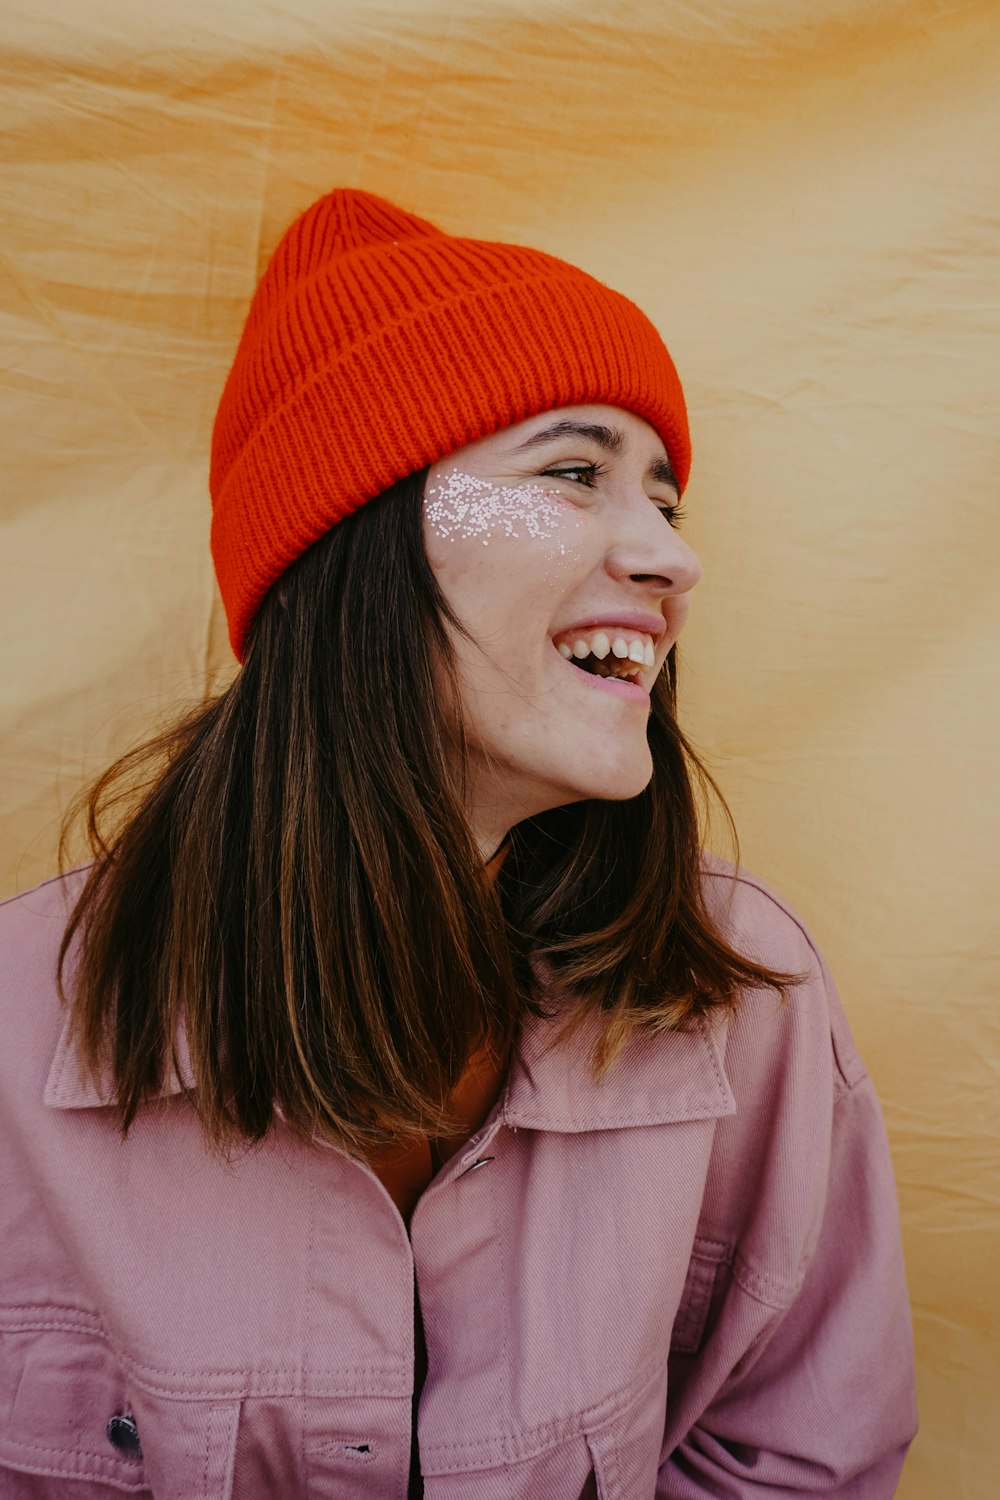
[0,1318,151,1493]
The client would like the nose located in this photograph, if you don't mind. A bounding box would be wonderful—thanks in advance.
[607,504,702,595]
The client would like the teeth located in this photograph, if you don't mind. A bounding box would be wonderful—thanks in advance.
[554,627,658,675]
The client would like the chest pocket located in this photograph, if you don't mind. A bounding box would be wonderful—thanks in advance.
[0,1312,152,1495]
[0,1310,241,1499]
[669,1237,730,1356]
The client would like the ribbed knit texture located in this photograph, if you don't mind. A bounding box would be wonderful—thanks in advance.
[209,189,692,661]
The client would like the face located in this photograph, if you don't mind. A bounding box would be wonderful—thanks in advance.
[423,404,702,859]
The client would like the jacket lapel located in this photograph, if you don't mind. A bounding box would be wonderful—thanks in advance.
[502,996,735,1132]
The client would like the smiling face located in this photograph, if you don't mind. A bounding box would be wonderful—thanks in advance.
[422,403,703,859]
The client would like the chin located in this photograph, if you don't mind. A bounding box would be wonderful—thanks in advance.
[543,755,653,808]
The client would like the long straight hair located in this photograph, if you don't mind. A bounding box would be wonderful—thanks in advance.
[58,468,807,1155]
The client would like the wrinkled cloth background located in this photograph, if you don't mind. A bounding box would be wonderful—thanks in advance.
[2,2,997,1494]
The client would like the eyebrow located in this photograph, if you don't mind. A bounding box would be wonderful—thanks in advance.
[509,419,678,492]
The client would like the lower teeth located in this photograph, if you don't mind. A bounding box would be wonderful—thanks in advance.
[583,663,637,682]
[563,651,640,683]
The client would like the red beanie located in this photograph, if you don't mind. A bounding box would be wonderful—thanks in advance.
[209,189,691,661]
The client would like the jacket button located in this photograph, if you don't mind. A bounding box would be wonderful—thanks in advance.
[106,1414,142,1457]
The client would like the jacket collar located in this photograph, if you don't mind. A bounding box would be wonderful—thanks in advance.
[44,1011,197,1110]
[44,971,735,1131]
[501,1002,734,1132]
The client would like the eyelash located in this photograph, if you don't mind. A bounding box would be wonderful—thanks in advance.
[540,463,686,529]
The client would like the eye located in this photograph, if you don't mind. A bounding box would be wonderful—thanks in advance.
[539,462,606,488]
[658,503,687,530]
[540,463,686,529]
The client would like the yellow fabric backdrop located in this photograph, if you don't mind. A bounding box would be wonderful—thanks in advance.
[2,2,997,1493]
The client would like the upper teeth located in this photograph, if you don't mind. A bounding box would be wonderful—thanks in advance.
[554,630,656,670]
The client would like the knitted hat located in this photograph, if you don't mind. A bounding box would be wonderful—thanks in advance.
[210,189,691,661]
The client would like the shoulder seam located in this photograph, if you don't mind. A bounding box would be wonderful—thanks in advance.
[702,865,868,1097]
[702,865,823,971]
[0,864,91,914]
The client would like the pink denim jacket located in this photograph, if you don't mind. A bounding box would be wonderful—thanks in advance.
[0,857,918,1498]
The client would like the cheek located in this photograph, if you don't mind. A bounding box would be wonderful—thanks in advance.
[422,471,588,600]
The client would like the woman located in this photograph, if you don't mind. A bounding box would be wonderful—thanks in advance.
[0,189,917,1497]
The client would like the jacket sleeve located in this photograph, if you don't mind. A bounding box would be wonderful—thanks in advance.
[657,945,918,1496]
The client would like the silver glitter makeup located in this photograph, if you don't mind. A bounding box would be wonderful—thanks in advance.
[424,471,585,549]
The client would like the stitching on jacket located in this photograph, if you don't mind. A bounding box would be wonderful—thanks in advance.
[501,1101,730,1129]
[689,1235,730,1263]
[0,1319,108,1339]
[114,1352,411,1402]
[731,1247,800,1311]
[587,1411,623,1494]
[203,1403,225,1500]
[196,1400,241,1500]
[693,1016,730,1103]
[670,1258,717,1355]
[420,1356,667,1466]
[670,1239,734,1355]
[0,1433,146,1484]
[0,1314,368,1412]
[47,1034,72,1098]
[492,1155,515,1438]
[507,1015,732,1129]
[0,1458,148,1494]
[200,1403,212,1500]
[0,1304,105,1332]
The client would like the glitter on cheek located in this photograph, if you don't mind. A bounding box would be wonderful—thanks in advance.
[424,470,587,552]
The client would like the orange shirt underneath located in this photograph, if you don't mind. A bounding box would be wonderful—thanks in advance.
[365,1034,508,1225]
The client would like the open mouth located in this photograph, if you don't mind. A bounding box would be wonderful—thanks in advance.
[553,643,650,702]
[566,653,644,683]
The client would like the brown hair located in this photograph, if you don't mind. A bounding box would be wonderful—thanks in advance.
[58,468,807,1156]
